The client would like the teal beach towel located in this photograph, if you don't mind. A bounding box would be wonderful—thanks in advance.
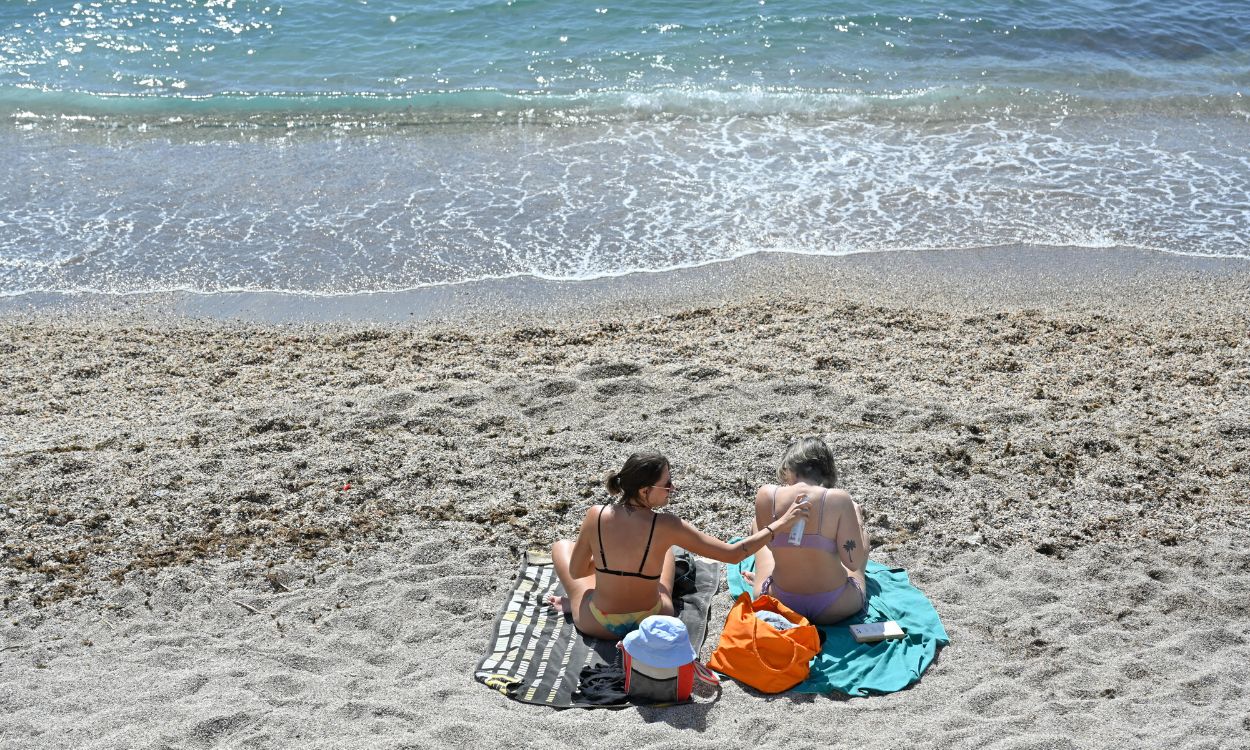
[726,551,948,696]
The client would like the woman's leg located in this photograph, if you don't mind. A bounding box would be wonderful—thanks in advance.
[548,540,591,613]
[751,546,776,598]
[741,519,775,597]
[549,539,620,640]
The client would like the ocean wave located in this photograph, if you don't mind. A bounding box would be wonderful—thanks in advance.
[2,103,1246,297]
[2,83,1249,129]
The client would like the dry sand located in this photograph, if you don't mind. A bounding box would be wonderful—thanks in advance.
[2,248,1248,749]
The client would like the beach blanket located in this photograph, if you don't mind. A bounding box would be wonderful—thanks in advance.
[726,551,948,696]
[475,549,722,708]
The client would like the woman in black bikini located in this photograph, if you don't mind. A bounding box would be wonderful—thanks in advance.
[548,451,810,640]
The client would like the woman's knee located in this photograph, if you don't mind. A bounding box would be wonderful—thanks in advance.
[551,539,577,578]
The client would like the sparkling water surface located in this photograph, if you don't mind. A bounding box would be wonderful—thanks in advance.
[1,1,1247,295]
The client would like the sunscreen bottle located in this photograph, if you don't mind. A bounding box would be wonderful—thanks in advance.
[787,494,808,545]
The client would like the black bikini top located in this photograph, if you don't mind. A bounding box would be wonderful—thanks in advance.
[595,504,661,581]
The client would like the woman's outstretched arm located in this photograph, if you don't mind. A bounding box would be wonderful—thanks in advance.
[666,498,809,564]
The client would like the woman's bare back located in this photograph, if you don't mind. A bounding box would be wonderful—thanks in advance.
[755,483,868,595]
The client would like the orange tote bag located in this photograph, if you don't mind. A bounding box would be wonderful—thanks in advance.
[707,593,821,693]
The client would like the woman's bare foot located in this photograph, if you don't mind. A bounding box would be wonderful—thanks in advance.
[742,570,756,585]
[545,594,570,614]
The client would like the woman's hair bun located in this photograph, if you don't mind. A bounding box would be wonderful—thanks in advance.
[607,452,669,503]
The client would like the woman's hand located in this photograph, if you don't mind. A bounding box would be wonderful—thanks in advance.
[770,494,811,533]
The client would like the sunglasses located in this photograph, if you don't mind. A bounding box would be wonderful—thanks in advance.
[649,480,677,493]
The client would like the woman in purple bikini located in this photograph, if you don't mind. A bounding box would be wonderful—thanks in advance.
[745,437,871,624]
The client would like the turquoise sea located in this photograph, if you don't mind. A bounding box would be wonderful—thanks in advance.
[1,0,1247,295]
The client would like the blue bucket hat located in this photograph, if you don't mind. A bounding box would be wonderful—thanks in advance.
[621,615,697,668]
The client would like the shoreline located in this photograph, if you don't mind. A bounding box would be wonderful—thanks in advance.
[2,244,1247,325]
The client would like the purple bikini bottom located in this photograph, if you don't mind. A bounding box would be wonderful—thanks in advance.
[762,575,867,622]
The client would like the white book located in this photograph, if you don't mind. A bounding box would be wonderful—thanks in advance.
[850,620,906,643]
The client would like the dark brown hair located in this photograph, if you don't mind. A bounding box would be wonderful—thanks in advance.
[777,437,838,487]
[604,451,670,503]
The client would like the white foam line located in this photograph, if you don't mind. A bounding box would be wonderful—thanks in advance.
[1,242,1245,300]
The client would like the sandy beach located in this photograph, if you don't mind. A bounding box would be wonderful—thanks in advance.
[2,248,1248,749]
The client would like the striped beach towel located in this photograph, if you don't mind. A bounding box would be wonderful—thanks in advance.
[474,549,721,708]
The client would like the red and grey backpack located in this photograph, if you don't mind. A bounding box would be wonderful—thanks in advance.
[618,615,720,703]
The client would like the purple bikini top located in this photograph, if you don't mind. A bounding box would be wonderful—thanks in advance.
[767,486,838,554]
